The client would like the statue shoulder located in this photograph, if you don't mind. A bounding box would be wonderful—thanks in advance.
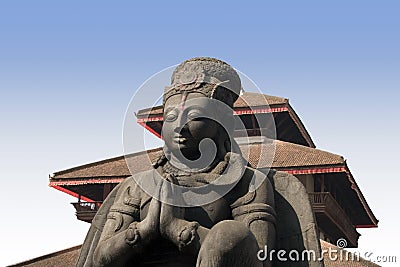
[115,169,156,195]
[112,169,157,207]
[229,166,274,208]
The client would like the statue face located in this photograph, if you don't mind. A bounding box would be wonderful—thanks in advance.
[162,92,220,161]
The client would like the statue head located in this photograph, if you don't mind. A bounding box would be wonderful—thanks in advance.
[162,57,242,165]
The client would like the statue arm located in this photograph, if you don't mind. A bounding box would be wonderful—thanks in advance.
[93,213,139,266]
[93,179,158,267]
[231,174,277,266]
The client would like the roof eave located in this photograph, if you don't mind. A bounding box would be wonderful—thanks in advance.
[286,102,315,148]
[343,162,379,228]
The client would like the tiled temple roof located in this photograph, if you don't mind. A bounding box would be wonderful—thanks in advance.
[51,141,343,180]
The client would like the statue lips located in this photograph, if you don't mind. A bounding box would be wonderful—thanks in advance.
[173,135,188,144]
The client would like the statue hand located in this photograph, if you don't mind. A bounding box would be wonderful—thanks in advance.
[159,174,200,251]
[160,174,185,238]
[136,178,164,242]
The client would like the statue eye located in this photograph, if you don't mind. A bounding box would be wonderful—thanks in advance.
[187,110,202,120]
[165,110,178,122]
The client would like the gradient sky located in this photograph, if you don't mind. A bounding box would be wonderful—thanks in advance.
[0,1,399,266]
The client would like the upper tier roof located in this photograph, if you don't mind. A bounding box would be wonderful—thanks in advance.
[136,92,316,148]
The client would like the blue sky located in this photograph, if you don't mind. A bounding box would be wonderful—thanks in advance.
[0,1,399,266]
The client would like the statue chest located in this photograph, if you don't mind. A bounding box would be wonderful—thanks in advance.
[183,198,232,228]
[140,197,231,229]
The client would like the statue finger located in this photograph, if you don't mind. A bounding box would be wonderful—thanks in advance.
[160,176,174,203]
[147,179,164,218]
[153,175,165,199]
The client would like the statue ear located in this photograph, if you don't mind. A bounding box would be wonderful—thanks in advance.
[220,112,235,135]
[224,138,231,154]
[215,133,228,160]
[211,84,236,108]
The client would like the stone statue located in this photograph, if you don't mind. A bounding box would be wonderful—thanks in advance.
[76,57,323,267]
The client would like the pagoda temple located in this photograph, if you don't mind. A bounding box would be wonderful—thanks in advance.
[49,91,378,250]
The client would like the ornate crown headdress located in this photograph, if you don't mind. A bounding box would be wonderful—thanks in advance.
[163,57,242,108]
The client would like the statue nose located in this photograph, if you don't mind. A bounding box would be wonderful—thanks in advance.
[172,112,189,133]
[174,123,189,134]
